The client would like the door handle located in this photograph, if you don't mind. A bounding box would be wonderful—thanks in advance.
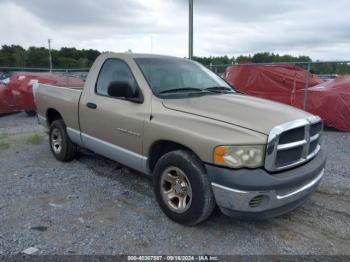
[86,102,97,109]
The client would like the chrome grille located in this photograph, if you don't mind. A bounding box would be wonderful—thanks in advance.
[265,116,322,172]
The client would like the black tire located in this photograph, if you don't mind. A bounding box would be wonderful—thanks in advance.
[49,119,77,161]
[25,110,36,117]
[153,150,216,225]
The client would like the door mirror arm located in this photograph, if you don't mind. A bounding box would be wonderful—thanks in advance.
[128,94,144,104]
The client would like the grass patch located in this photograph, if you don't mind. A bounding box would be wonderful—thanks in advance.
[0,133,9,150]
[0,140,9,150]
[0,133,8,140]
[25,133,43,145]
[0,132,45,150]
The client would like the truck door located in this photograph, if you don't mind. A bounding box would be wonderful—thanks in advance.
[79,58,148,173]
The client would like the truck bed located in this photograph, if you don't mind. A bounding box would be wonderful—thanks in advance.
[35,83,83,131]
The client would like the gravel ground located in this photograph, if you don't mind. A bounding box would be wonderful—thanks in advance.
[0,112,349,255]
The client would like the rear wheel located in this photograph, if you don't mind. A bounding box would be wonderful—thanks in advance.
[153,150,215,225]
[49,120,77,161]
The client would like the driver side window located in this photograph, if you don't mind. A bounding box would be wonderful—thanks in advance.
[96,59,137,97]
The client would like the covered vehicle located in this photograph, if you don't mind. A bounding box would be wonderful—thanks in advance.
[0,73,11,85]
[293,75,350,132]
[224,64,322,105]
[0,82,20,114]
[0,72,19,114]
[225,64,350,131]
[0,72,84,115]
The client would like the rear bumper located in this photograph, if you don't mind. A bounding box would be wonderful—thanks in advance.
[37,114,48,128]
[206,149,326,219]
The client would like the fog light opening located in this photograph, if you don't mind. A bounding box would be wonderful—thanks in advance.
[249,195,269,208]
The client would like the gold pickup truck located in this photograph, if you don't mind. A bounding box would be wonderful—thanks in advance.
[35,53,326,225]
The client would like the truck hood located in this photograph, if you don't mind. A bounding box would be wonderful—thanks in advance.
[162,93,312,135]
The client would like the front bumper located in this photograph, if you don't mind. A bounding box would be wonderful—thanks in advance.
[206,149,326,219]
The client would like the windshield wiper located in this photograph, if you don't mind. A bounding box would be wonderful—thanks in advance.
[159,87,205,94]
[158,86,234,96]
[205,86,234,93]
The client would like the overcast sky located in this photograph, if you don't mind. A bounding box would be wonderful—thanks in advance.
[1,0,349,60]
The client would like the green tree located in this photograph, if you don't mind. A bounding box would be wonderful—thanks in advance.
[26,47,50,67]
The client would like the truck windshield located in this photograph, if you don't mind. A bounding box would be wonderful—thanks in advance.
[134,58,234,97]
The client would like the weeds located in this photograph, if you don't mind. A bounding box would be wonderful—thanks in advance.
[25,133,43,145]
[0,133,9,150]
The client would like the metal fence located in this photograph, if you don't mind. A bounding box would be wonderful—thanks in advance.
[0,66,90,73]
[0,66,90,82]
[208,61,350,110]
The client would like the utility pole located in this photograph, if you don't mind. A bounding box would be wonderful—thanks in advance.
[189,0,193,60]
[48,39,53,72]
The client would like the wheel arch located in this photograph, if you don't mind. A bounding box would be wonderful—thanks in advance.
[46,108,63,126]
[147,140,203,172]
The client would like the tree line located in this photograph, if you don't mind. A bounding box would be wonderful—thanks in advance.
[0,45,100,69]
[193,53,350,75]
[193,53,312,65]
[1,45,349,75]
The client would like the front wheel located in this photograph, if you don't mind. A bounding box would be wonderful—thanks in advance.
[49,120,77,161]
[153,150,216,225]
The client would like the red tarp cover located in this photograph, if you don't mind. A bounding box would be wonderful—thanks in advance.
[0,73,84,114]
[294,76,350,131]
[0,83,20,114]
[225,64,350,132]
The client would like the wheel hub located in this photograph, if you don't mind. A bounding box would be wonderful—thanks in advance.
[160,167,192,213]
[174,180,187,195]
[51,128,63,154]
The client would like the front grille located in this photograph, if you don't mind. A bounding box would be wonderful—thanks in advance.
[265,116,322,172]
[275,146,303,166]
[279,126,305,144]
[310,122,322,136]
[309,139,319,153]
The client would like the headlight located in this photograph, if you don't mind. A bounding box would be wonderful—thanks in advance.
[214,145,265,168]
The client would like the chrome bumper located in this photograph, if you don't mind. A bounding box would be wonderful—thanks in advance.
[211,168,324,213]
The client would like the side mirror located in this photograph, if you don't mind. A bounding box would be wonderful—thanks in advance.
[108,81,134,98]
[107,81,144,103]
